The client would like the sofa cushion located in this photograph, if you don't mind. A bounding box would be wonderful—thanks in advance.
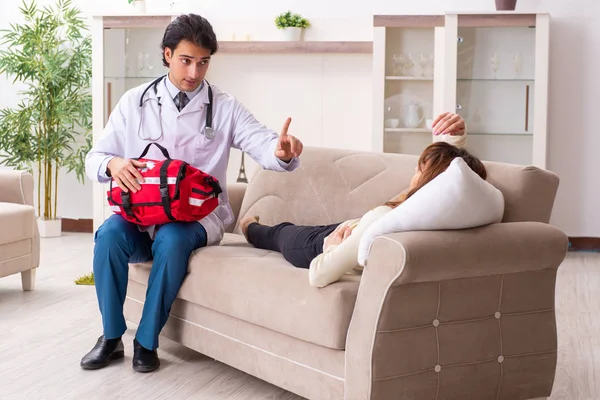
[0,202,34,245]
[129,233,361,350]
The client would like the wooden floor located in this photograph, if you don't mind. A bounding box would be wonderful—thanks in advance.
[0,233,598,400]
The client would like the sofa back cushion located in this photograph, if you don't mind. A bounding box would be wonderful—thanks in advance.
[234,146,559,231]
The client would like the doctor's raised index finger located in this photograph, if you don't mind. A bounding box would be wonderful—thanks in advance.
[280,117,292,136]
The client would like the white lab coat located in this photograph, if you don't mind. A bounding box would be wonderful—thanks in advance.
[85,77,299,245]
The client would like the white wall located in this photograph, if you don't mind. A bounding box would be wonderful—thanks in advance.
[1,0,599,236]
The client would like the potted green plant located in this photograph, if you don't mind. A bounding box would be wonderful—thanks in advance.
[0,0,92,237]
[128,0,146,13]
[275,11,310,41]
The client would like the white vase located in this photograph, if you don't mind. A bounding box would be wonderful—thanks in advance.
[37,218,62,238]
[280,27,303,41]
[404,102,425,129]
[131,0,146,13]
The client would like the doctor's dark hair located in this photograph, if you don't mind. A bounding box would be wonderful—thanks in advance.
[161,14,219,67]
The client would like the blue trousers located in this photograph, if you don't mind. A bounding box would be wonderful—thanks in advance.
[93,214,207,350]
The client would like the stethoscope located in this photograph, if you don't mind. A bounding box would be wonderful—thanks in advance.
[137,74,215,141]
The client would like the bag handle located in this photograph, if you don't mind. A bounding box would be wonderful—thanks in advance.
[137,142,171,160]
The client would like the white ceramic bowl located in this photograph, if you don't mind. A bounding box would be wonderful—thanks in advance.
[385,118,400,128]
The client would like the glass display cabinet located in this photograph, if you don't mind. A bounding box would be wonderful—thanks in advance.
[372,12,550,168]
[91,15,173,231]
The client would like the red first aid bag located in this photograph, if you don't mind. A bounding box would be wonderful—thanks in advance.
[107,143,222,226]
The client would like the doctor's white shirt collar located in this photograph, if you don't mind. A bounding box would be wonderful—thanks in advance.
[164,74,204,102]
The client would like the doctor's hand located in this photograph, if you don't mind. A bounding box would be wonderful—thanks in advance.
[432,112,466,136]
[107,157,147,194]
[275,117,303,163]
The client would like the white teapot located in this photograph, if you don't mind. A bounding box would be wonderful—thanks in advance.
[404,101,424,129]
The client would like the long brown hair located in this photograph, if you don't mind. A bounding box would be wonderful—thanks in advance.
[385,142,487,208]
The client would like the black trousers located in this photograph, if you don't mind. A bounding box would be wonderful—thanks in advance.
[246,222,340,268]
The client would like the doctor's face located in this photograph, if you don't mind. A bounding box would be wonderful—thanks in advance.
[164,39,211,92]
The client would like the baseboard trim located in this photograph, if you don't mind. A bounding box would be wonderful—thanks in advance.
[62,218,93,233]
[568,237,600,252]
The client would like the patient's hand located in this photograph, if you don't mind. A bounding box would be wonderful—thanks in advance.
[325,226,353,248]
[432,112,466,136]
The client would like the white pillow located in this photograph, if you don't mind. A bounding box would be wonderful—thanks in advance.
[357,157,505,266]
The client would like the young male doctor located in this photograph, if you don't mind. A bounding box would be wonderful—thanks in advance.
[81,14,303,373]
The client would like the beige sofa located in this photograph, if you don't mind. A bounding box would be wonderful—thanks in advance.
[124,147,568,400]
[0,170,40,291]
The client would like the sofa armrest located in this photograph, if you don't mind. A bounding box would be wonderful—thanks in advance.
[345,222,568,400]
[0,170,39,272]
[225,182,247,233]
[368,221,567,284]
[0,170,34,206]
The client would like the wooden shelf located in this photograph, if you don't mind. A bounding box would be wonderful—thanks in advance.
[217,41,373,54]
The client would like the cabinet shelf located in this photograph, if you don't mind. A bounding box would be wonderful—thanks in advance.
[383,129,532,136]
[385,128,431,133]
[105,76,163,79]
[469,132,533,136]
[217,41,373,54]
[386,76,433,81]
[103,15,173,29]
[457,78,535,82]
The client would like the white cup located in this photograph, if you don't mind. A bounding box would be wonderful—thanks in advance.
[385,118,400,128]
[425,119,434,129]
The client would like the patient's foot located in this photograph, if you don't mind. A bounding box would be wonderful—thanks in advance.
[240,215,260,242]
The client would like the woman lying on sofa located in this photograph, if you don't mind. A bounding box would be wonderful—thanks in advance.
[240,112,487,287]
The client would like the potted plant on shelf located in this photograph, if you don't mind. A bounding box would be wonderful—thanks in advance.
[275,11,310,41]
[128,0,146,13]
[0,0,92,238]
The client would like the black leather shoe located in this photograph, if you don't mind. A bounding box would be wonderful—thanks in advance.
[132,338,160,373]
[80,335,124,370]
